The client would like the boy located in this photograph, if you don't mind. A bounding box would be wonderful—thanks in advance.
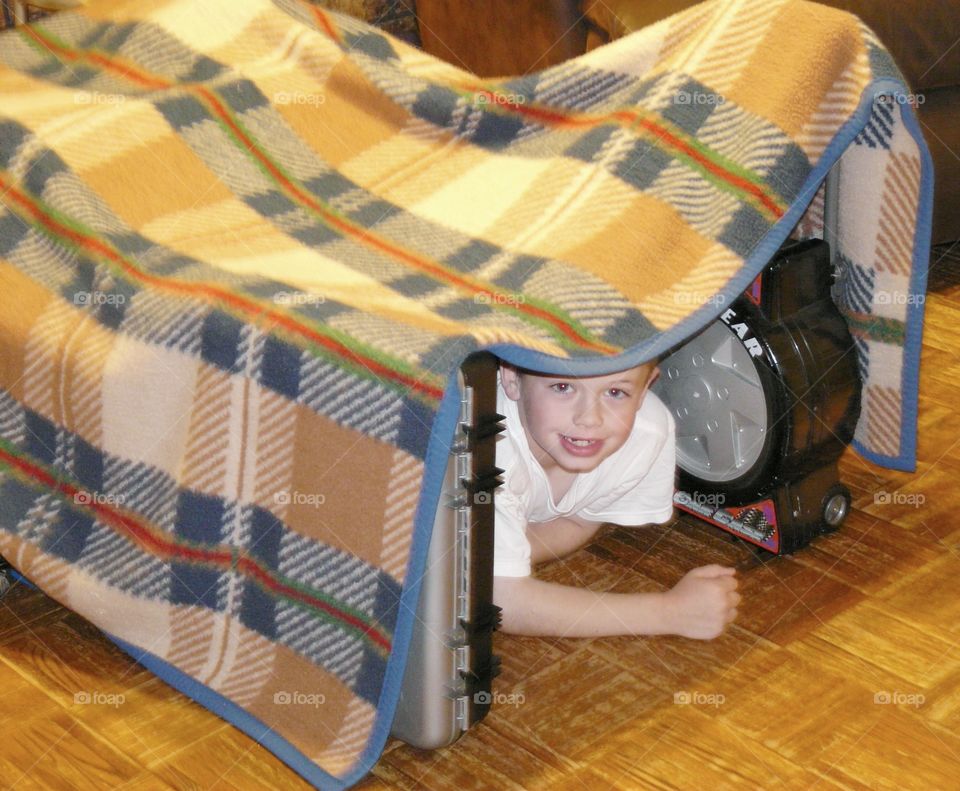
[493,360,739,639]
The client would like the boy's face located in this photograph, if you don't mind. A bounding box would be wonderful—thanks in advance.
[500,362,658,474]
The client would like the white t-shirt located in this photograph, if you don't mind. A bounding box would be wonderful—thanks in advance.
[494,384,676,577]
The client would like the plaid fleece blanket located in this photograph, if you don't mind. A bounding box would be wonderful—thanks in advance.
[0,0,932,787]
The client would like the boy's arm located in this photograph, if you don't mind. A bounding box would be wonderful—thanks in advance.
[493,575,667,637]
[493,565,739,639]
[526,515,603,565]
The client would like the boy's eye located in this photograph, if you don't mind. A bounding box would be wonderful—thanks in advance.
[607,388,630,399]
[549,382,572,394]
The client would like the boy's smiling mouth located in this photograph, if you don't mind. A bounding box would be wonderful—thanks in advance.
[559,435,603,456]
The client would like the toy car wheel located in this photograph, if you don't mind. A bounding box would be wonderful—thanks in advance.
[821,484,851,529]
[653,310,781,502]
[654,310,779,497]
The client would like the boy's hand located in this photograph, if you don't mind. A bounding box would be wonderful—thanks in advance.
[662,564,740,640]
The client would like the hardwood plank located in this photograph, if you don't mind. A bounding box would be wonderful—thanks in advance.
[150,724,310,791]
[917,292,960,354]
[589,520,761,592]
[787,634,928,703]
[836,452,914,515]
[916,348,960,415]
[0,615,150,711]
[817,706,960,790]
[858,456,960,542]
[788,510,941,594]
[873,552,960,640]
[362,761,427,790]
[378,719,578,791]
[0,709,143,790]
[541,528,672,589]
[356,768,413,791]
[493,629,586,690]
[0,582,64,644]
[728,553,866,646]
[716,646,897,767]
[70,676,233,772]
[0,654,63,728]
[667,513,769,566]
[584,706,854,791]
[483,645,665,762]
[813,601,957,688]
[586,624,768,695]
[925,666,960,733]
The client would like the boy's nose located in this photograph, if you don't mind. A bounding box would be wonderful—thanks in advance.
[572,397,602,428]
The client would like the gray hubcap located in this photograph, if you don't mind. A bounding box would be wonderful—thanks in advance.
[653,321,767,482]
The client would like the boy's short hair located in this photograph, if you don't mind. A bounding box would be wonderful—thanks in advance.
[507,359,659,383]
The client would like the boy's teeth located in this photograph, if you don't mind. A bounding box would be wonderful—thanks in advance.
[565,437,594,446]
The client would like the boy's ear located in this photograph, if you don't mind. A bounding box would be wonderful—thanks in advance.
[499,364,522,400]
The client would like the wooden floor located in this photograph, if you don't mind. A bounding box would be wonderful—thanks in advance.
[1,243,959,789]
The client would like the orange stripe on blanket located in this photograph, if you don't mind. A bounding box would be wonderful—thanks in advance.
[0,442,394,653]
[456,85,786,220]
[22,23,614,355]
[1,178,448,403]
